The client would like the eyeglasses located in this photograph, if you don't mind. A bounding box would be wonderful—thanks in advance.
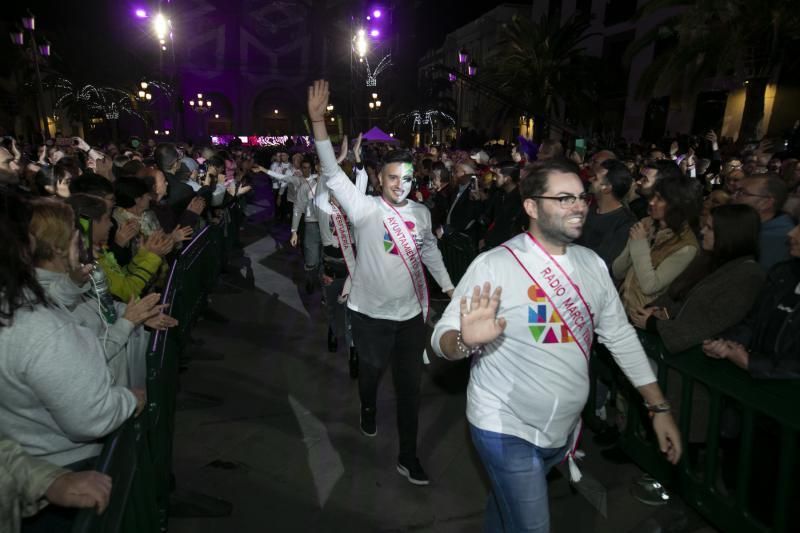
[733,189,771,199]
[530,193,591,207]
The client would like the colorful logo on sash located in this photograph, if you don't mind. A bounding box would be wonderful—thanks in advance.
[527,283,575,344]
[383,221,419,255]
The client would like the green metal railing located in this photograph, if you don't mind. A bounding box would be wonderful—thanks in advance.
[71,208,237,533]
[585,332,800,533]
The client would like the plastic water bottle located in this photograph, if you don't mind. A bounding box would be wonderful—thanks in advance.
[89,263,118,324]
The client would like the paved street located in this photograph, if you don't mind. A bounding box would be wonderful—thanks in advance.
[169,180,716,533]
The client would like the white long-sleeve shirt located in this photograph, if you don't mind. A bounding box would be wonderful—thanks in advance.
[316,165,369,247]
[432,233,656,448]
[315,139,454,320]
[269,162,290,191]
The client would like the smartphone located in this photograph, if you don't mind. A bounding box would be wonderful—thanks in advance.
[76,215,94,264]
[575,138,586,159]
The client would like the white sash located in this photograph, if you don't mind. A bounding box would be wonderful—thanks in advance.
[381,199,430,322]
[501,232,594,360]
[330,202,357,302]
[502,232,595,482]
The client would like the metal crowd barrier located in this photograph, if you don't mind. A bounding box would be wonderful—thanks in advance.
[438,231,477,286]
[71,206,238,533]
[584,332,800,533]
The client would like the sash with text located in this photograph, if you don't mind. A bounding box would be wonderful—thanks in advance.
[331,202,357,300]
[381,199,430,322]
[501,232,594,360]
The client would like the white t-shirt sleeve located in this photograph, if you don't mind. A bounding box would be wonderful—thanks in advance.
[355,166,369,194]
[315,139,373,224]
[593,255,657,387]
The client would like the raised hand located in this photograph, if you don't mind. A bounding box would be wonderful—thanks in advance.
[141,230,173,257]
[337,135,349,164]
[123,293,165,325]
[353,133,363,162]
[115,219,140,248]
[629,220,648,241]
[144,312,178,331]
[307,80,330,122]
[171,225,193,243]
[460,282,506,347]
[187,196,206,215]
[72,136,91,152]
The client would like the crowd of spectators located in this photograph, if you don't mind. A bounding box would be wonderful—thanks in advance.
[0,134,251,532]
[1,121,799,528]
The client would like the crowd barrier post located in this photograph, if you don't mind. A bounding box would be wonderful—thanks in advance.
[585,332,799,533]
[71,208,235,533]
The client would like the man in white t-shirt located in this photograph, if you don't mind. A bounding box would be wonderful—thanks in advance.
[432,159,681,532]
[309,80,454,486]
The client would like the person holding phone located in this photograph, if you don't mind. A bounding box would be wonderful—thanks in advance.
[445,162,484,240]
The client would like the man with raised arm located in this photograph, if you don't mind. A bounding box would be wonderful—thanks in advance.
[309,80,454,486]
[432,159,682,531]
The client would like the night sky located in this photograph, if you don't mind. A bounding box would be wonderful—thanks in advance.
[1,1,528,87]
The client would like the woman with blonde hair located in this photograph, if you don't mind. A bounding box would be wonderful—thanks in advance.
[28,199,177,387]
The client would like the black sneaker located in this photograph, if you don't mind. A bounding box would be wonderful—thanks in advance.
[397,457,430,486]
[360,407,376,437]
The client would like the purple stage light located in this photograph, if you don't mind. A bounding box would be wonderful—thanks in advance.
[135,9,147,18]
[373,9,382,18]
[370,29,380,37]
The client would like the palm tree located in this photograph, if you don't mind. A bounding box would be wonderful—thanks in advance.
[45,77,145,136]
[627,0,800,142]
[478,13,601,137]
[391,73,457,144]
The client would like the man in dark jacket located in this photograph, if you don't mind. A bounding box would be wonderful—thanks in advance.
[482,162,522,250]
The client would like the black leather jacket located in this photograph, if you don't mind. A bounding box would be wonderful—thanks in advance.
[726,259,800,379]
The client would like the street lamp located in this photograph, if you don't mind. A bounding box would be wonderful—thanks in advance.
[137,81,152,101]
[455,47,478,141]
[188,93,212,113]
[10,11,50,142]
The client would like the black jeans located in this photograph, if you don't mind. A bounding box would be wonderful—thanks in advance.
[350,310,425,461]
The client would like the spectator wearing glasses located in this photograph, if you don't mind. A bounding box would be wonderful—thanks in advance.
[732,174,793,270]
[613,175,701,315]
[433,159,680,531]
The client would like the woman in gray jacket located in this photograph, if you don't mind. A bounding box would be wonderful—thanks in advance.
[28,199,177,387]
[0,193,141,470]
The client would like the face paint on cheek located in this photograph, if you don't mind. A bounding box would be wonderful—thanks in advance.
[397,177,412,201]
[395,163,414,202]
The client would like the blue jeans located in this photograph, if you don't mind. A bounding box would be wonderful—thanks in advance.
[469,425,568,533]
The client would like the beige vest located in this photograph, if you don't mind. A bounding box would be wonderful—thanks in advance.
[620,221,698,311]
